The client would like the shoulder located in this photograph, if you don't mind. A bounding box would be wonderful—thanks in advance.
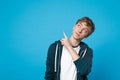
[80,42,93,56]
[48,40,61,49]
[80,42,92,49]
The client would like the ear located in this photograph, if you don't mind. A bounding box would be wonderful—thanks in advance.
[84,36,88,38]
[84,33,89,38]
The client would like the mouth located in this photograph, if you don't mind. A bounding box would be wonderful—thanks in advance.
[75,32,80,37]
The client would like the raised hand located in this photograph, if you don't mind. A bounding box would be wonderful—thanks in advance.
[61,30,72,49]
[62,30,68,39]
[61,30,80,60]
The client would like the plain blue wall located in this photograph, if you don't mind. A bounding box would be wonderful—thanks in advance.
[0,0,120,80]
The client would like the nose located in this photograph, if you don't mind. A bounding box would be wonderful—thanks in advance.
[78,28,82,33]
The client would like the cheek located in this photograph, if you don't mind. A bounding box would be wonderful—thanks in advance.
[82,33,88,38]
[73,27,77,32]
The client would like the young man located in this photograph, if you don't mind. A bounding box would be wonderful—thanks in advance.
[45,17,95,80]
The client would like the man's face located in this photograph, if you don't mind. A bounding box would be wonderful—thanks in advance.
[72,22,91,40]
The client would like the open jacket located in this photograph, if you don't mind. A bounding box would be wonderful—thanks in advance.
[45,40,93,80]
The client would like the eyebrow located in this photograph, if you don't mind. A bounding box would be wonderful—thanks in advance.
[79,23,91,33]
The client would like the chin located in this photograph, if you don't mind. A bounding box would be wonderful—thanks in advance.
[73,36,81,40]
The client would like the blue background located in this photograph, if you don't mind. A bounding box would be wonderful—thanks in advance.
[0,0,120,80]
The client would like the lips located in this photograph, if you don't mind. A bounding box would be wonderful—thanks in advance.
[75,32,80,37]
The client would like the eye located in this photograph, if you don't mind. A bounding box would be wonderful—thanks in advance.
[82,29,88,34]
[77,25,81,28]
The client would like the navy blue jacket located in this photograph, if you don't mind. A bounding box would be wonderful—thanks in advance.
[45,40,93,80]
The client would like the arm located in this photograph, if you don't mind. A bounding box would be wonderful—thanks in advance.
[67,45,80,61]
[45,43,56,80]
[74,48,93,75]
[61,31,80,61]
[61,31,93,75]
[61,38,93,75]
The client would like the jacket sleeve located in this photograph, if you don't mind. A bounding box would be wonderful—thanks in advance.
[74,48,93,76]
[45,43,56,80]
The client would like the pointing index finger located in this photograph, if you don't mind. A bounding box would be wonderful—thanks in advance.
[62,30,68,38]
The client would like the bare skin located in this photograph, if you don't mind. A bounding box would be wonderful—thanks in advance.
[61,22,91,61]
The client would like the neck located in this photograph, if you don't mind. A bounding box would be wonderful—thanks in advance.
[69,36,81,47]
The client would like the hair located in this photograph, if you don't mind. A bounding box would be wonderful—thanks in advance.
[76,17,95,36]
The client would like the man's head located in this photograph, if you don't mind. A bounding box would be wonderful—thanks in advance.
[72,17,95,40]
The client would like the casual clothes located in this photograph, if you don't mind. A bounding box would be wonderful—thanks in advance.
[45,40,93,80]
[60,46,80,80]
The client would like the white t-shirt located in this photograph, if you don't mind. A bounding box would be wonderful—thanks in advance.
[60,46,80,80]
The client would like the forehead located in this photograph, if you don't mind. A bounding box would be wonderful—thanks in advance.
[77,22,86,27]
